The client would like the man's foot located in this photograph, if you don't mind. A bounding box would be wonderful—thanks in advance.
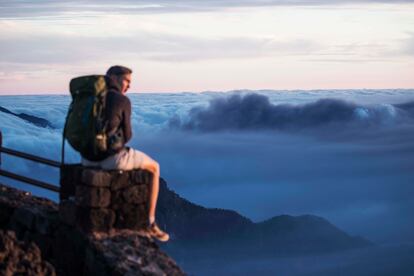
[147,222,169,242]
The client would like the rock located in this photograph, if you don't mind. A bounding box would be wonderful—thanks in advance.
[35,211,59,235]
[23,231,54,261]
[0,183,185,275]
[53,225,88,276]
[0,230,56,276]
[12,207,37,230]
[59,199,77,226]
[86,230,185,276]
[0,196,15,226]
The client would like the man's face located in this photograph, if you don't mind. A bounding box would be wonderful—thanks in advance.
[112,73,131,95]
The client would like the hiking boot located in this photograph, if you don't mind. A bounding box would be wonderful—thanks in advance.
[147,222,169,242]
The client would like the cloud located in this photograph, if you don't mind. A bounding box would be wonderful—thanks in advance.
[145,92,414,243]
[180,243,414,276]
[1,91,414,244]
[0,30,320,66]
[307,42,398,63]
[1,92,414,275]
[170,93,414,132]
[142,37,320,62]
[1,0,414,18]
[401,32,414,56]
[139,127,414,243]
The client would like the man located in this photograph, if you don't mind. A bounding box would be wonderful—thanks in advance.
[81,65,169,242]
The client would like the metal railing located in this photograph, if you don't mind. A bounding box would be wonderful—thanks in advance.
[0,130,61,193]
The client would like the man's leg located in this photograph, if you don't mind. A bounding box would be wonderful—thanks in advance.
[125,149,169,242]
[139,155,160,225]
[114,148,169,241]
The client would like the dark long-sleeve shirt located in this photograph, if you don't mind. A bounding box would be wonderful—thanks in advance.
[83,80,133,161]
[105,89,132,145]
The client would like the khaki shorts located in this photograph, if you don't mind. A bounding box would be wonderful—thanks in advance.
[81,147,152,170]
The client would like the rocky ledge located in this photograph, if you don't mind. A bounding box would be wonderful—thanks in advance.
[0,183,185,276]
[0,230,56,276]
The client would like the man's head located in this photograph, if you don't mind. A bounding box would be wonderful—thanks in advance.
[106,65,132,94]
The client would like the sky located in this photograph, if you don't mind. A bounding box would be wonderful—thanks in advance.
[0,0,414,94]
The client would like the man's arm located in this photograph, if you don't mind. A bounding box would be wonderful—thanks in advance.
[123,97,132,143]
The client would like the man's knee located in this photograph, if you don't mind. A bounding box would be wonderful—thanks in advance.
[142,159,160,175]
[151,161,160,175]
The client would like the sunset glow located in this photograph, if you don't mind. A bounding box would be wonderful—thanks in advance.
[0,1,413,94]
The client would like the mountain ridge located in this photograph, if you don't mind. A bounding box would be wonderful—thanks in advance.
[156,178,373,258]
[0,105,54,129]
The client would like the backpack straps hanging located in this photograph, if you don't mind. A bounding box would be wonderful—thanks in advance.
[61,103,73,167]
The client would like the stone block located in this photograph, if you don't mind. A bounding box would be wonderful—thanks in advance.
[114,204,147,230]
[111,190,124,211]
[110,171,131,191]
[76,208,115,232]
[144,171,153,184]
[81,169,112,188]
[111,184,148,210]
[123,185,148,204]
[62,167,154,233]
[76,186,111,208]
[130,170,147,184]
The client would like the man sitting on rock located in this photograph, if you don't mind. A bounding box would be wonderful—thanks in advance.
[81,65,169,242]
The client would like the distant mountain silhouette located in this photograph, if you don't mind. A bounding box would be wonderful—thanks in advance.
[0,106,54,129]
[156,178,372,258]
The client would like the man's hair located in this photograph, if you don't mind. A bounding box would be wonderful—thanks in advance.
[106,65,132,76]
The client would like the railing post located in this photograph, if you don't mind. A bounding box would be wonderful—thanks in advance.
[0,130,60,193]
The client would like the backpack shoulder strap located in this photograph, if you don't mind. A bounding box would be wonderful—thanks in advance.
[61,102,73,166]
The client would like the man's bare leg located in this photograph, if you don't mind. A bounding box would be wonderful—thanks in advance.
[139,156,169,242]
[140,159,159,223]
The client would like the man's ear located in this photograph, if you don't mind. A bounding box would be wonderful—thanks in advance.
[110,75,118,83]
[106,75,122,91]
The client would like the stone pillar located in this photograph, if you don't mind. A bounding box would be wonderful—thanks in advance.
[59,165,150,233]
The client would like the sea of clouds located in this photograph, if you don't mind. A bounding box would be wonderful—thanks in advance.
[1,89,414,247]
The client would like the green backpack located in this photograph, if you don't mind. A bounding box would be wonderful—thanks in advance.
[62,75,109,162]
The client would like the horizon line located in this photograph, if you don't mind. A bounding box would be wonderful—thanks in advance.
[1,87,414,96]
